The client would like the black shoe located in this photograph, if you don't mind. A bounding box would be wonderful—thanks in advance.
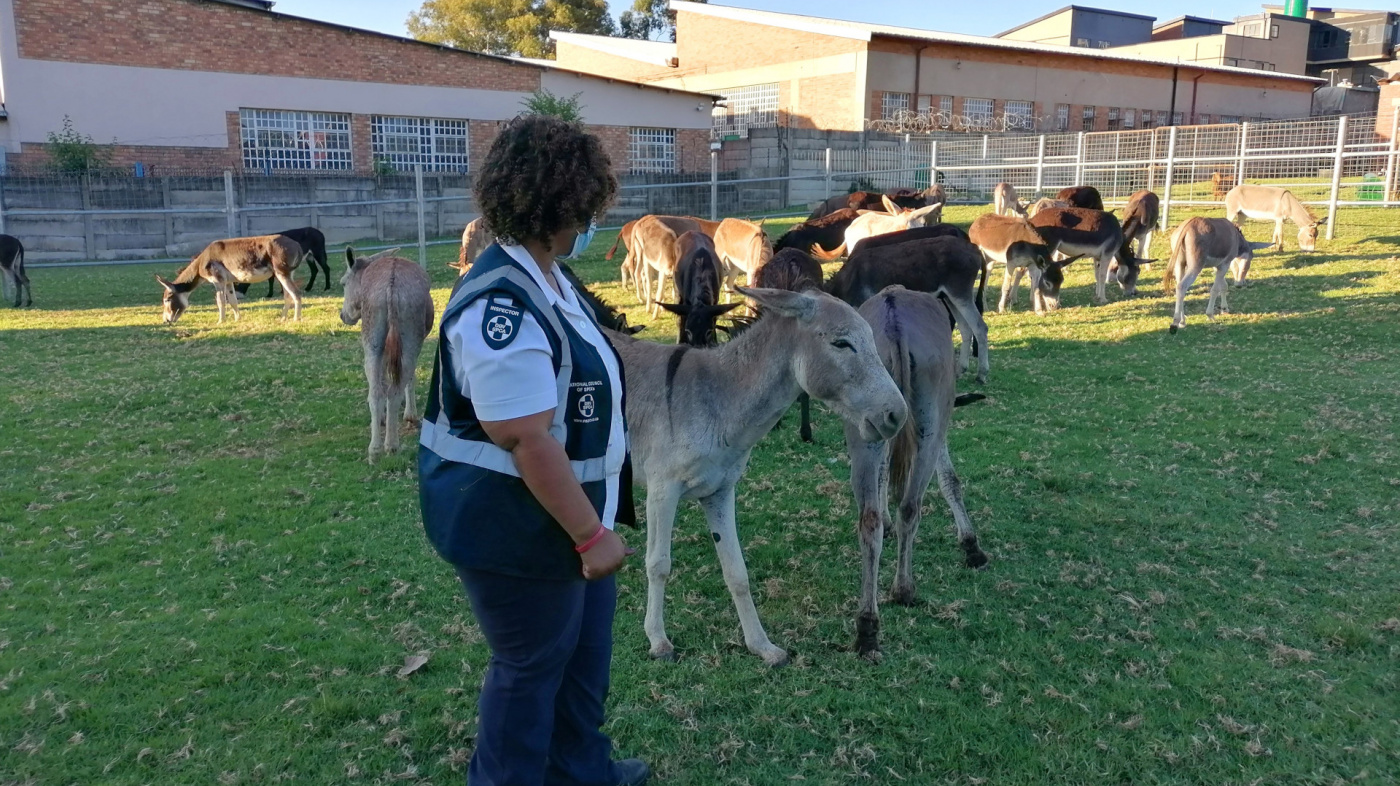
[613,758,651,786]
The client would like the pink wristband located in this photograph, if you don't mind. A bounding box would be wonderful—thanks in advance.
[574,526,607,554]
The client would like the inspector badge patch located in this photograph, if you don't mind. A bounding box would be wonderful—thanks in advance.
[481,295,523,350]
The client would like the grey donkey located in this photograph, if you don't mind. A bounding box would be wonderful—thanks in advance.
[341,248,435,463]
[844,287,988,662]
[610,286,908,666]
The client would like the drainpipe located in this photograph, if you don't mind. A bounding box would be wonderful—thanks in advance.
[1169,66,1180,123]
[1189,73,1204,123]
[913,44,931,106]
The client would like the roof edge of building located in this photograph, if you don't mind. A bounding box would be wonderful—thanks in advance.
[996,5,1157,39]
[547,31,678,66]
[667,1,872,42]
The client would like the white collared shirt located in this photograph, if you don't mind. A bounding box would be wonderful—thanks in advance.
[444,244,626,529]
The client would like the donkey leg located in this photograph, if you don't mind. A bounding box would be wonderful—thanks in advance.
[643,483,684,661]
[384,383,406,454]
[1171,267,1203,333]
[275,270,303,321]
[935,443,987,570]
[892,424,938,606]
[998,265,1016,313]
[799,392,813,443]
[1093,254,1109,304]
[364,352,386,463]
[698,485,788,666]
[846,433,888,661]
[946,295,990,385]
[1205,271,1228,321]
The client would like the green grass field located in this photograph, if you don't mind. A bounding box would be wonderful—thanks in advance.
[2,206,1399,785]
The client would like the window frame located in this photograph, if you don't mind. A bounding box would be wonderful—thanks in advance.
[1056,104,1070,132]
[1082,105,1097,132]
[370,115,470,173]
[963,97,994,128]
[881,91,912,120]
[1004,100,1034,130]
[713,83,780,138]
[628,127,677,175]
[239,108,353,172]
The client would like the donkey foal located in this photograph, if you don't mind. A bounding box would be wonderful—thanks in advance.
[341,248,435,463]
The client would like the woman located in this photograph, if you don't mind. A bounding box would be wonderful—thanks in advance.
[419,115,648,786]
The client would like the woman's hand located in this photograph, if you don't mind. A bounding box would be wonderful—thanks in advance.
[580,528,633,580]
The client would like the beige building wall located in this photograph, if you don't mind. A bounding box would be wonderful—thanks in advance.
[998,13,1075,46]
[866,43,1314,127]
[1109,32,1308,74]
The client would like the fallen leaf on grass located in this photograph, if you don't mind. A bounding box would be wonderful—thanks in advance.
[397,653,430,679]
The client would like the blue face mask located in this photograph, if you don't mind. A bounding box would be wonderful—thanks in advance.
[560,221,597,260]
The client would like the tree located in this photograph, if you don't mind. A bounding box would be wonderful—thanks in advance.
[46,116,113,173]
[618,0,703,42]
[407,0,615,58]
[521,89,586,122]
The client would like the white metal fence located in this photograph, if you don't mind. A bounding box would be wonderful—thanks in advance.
[5,112,1397,266]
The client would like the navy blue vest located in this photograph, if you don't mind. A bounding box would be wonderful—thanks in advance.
[419,244,632,580]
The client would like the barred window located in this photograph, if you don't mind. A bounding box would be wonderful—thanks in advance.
[240,109,352,171]
[1107,107,1121,131]
[1219,115,1240,124]
[629,127,676,174]
[1158,110,1170,127]
[1123,108,1136,129]
[371,116,469,172]
[963,98,994,126]
[1005,100,1034,130]
[1056,104,1069,132]
[713,83,779,138]
[881,92,911,120]
[1082,106,1096,131]
[1140,110,1155,129]
[939,96,953,115]
[1171,111,1183,126]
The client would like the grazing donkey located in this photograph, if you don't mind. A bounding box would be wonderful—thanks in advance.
[1164,217,1272,334]
[612,287,907,666]
[752,248,825,442]
[607,219,641,294]
[0,234,32,308]
[808,188,931,221]
[1027,197,1071,218]
[773,208,861,255]
[827,235,991,385]
[234,227,330,298]
[812,197,943,260]
[1223,184,1323,252]
[969,213,1065,315]
[341,248,435,463]
[157,235,304,324]
[1056,185,1104,211]
[993,182,1028,217]
[846,287,988,661]
[1120,190,1160,260]
[631,215,722,310]
[448,217,491,275]
[1030,207,1141,305]
[658,231,740,346]
[713,217,773,296]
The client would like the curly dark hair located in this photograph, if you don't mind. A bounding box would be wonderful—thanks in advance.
[475,115,617,246]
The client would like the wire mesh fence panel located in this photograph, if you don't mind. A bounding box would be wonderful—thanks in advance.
[9,114,1398,265]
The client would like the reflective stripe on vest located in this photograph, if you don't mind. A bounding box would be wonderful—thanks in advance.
[418,265,614,484]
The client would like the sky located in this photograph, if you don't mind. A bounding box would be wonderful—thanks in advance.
[271,0,1400,40]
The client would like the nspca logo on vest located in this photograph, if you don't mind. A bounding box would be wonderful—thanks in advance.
[481,296,523,349]
[570,380,603,424]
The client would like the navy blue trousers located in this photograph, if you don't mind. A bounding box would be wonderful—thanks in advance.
[457,568,618,786]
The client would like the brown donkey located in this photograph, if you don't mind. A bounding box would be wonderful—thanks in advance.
[156,235,304,324]
[341,248,435,463]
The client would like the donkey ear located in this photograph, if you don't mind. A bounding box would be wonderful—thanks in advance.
[703,303,743,318]
[657,302,688,316]
[881,195,898,214]
[345,247,358,269]
[1315,217,1328,226]
[155,274,174,291]
[736,286,817,321]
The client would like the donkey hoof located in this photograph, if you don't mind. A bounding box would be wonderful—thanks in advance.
[891,585,918,607]
[760,647,791,668]
[649,647,678,663]
[1169,324,1180,335]
[965,550,990,570]
[859,647,884,664]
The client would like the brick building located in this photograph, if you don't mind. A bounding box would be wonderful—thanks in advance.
[552,1,1323,137]
[0,0,716,175]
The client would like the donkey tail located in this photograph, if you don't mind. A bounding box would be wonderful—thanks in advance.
[1163,235,1182,295]
[885,310,918,503]
[810,242,846,261]
[384,322,403,389]
[605,234,622,261]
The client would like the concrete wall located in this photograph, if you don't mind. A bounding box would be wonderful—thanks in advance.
[1109,32,1309,74]
[998,13,1074,46]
